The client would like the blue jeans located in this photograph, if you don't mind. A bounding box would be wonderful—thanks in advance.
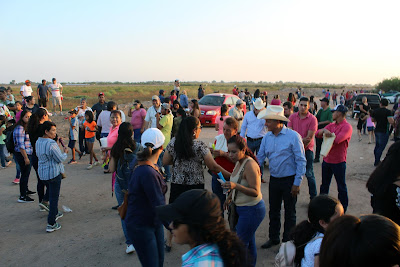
[374,132,389,166]
[157,150,170,180]
[133,128,142,143]
[114,181,132,245]
[14,152,32,198]
[236,200,266,267]
[129,223,164,267]
[43,174,62,225]
[211,173,226,215]
[247,138,264,178]
[320,161,348,212]
[13,154,21,178]
[305,150,317,199]
[0,144,6,167]
[31,153,49,203]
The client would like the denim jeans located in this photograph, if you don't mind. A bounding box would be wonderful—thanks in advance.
[211,173,226,215]
[247,138,264,178]
[31,153,49,203]
[314,137,323,160]
[305,150,317,199]
[133,128,142,143]
[0,144,6,167]
[114,181,132,245]
[14,152,32,198]
[269,176,297,242]
[13,154,21,178]
[157,150,170,180]
[43,174,62,225]
[320,161,348,212]
[236,200,266,267]
[374,132,389,166]
[129,223,164,267]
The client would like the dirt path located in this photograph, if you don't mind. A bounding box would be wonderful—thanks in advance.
[0,98,388,267]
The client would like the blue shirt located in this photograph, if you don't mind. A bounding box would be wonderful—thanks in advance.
[240,110,267,139]
[257,126,306,186]
[182,243,224,267]
[35,138,67,180]
[70,117,79,140]
[125,165,167,227]
[180,94,189,108]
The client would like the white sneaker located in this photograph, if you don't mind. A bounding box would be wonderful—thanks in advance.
[86,164,93,170]
[126,244,135,254]
[60,112,64,116]
[93,161,100,166]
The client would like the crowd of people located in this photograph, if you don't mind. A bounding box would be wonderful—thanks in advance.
[1,81,400,267]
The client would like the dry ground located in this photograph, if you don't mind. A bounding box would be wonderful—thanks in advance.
[0,96,388,267]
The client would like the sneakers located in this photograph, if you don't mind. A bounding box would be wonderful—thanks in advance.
[126,244,135,254]
[87,164,93,170]
[68,159,77,164]
[46,222,61,233]
[12,178,20,184]
[56,212,63,221]
[78,152,84,160]
[39,202,50,212]
[60,112,64,116]
[18,196,35,203]
[93,161,100,166]
[27,190,37,195]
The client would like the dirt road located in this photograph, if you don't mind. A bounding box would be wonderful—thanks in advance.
[0,105,388,267]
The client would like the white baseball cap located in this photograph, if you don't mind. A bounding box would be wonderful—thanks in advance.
[141,128,165,149]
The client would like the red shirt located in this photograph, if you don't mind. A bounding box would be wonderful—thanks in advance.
[316,119,353,164]
[288,112,318,151]
[232,88,238,96]
[170,95,177,102]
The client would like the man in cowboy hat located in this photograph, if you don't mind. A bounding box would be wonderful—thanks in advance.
[257,105,306,249]
[240,97,267,182]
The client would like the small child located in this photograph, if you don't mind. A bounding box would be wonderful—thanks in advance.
[215,104,230,135]
[67,109,82,164]
[366,111,375,144]
[6,88,15,105]
[0,115,12,169]
[83,110,99,169]
[14,101,23,122]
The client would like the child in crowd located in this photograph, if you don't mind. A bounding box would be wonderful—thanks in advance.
[68,110,82,164]
[14,101,23,122]
[0,115,12,169]
[366,110,375,144]
[83,110,99,169]
[215,104,230,135]
[6,88,15,105]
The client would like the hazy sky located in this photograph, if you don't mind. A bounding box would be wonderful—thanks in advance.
[2,0,399,85]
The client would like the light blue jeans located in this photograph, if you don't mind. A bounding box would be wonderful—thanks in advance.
[114,181,132,245]
[235,199,266,267]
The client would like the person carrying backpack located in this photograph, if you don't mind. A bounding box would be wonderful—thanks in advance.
[109,122,140,254]
[275,195,343,267]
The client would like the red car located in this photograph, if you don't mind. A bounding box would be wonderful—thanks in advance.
[198,93,246,125]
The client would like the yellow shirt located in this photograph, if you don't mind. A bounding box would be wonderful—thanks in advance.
[159,113,173,147]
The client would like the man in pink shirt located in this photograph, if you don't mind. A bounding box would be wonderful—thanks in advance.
[288,97,318,200]
[316,104,352,212]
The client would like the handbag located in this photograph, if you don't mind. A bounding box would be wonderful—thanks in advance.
[117,192,129,219]
[228,159,248,231]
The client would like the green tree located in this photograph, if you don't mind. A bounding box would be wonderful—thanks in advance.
[377,77,400,92]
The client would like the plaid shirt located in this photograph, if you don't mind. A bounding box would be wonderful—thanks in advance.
[13,125,32,155]
[182,243,223,267]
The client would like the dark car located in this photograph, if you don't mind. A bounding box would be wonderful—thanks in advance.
[352,93,381,117]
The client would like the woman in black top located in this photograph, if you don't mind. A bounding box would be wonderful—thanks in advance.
[23,96,40,114]
[357,96,370,141]
[367,141,400,225]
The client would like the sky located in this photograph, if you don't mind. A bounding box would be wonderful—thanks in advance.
[1,0,399,85]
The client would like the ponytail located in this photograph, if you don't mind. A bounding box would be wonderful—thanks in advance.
[137,143,160,161]
[227,135,259,165]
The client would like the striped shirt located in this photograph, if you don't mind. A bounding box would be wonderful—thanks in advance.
[182,243,223,267]
[13,125,32,155]
[35,137,67,180]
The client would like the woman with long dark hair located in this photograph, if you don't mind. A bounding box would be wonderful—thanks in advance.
[109,122,138,254]
[222,135,265,266]
[13,110,34,202]
[289,195,343,267]
[189,99,200,118]
[367,141,400,225]
[288,93,296,106]
[125,128,167,266]
[128,100,146,143]
[27,108,50,210]
[163,116,231,252]
[156,189,248,266]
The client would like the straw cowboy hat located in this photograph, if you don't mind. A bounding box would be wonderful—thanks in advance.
[253,98,266,110]
[257,105,289,122]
